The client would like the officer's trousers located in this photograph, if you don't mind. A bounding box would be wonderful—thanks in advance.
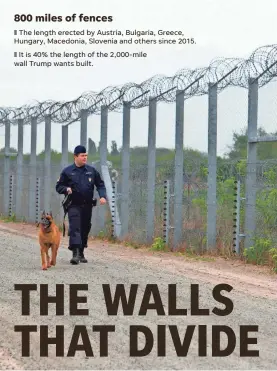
[67,204,93,250]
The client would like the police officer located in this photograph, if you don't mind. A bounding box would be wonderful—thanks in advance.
[56,145,107,264]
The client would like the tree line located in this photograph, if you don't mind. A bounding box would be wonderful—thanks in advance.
[1,127,277,162]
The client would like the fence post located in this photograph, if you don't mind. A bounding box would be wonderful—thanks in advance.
[146,97,157,244]
[207,82,218,250]
[111,180,117,238]
[120,101,131,239]
[233,179,245,254]
[100,106,108,164]
[163,180,170,245]
[44,115,51,211]
[61,125,68,168]
[8,174,14,217]
[99,105,108,230]
[80,109,88,148]
[15,118,24,218]
[28,116,37,222]
[244,77,258,249]
[101,164,121,238]
[173,90,185,249]
[35,177,40,225]
[3,120,11,215]
[59,125,68,225]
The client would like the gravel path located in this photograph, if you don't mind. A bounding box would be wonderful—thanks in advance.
[0,229,276,370]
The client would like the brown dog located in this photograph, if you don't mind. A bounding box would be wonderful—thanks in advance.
[38,210,61,270]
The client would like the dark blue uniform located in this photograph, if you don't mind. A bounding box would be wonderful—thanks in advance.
[56,162,107,263]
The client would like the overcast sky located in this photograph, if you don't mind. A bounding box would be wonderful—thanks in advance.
[0,0,276,156]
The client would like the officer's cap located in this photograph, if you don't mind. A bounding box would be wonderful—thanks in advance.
[74,145,87,155]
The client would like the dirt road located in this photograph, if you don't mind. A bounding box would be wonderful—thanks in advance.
[0,222,276,370]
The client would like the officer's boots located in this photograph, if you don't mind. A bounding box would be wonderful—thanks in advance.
[79,246,88,263]
[70,245,81,265]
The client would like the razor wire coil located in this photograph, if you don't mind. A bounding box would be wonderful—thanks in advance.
[0,43,276,126]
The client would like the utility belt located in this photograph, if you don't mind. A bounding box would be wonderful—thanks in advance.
[78,199,97,207]
[62,194,97,236]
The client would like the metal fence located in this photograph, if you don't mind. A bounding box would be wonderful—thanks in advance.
[0,43,277,253]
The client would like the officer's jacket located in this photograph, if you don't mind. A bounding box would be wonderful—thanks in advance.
[56,163,107,205]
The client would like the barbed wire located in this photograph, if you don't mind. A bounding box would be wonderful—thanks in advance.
[0,43,276,126]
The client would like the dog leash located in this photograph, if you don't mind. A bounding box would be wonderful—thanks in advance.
[62,211,68,237]
[61,194,72,237]
[37,196,98,237]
